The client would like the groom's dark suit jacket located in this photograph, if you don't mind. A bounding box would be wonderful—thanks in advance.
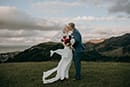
[72,28,85,52]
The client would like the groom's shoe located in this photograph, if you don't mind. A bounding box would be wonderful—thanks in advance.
[50,50,54,57]
[72,78,81,81]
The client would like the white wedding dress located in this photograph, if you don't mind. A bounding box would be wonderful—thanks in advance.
[42,31,74,84]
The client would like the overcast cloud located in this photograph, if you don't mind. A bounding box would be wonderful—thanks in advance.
[0,6,62,30]
[0,0,130,50]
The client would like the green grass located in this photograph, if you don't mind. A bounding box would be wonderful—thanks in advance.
[0,61,130,87]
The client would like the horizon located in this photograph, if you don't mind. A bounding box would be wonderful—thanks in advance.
[0,0,130,50]
[0,33,129,53]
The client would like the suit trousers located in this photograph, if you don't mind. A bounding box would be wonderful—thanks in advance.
[73,51,82,79]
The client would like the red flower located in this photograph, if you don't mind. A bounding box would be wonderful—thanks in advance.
[61,35,72,46]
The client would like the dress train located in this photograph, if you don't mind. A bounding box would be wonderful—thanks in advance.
[42,47,72,84]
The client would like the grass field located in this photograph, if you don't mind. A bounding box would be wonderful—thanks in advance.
[0,61,130,87]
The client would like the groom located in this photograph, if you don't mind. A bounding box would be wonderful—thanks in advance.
[68,23,85,80]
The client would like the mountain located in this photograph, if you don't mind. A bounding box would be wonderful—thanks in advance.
[95,33,130,56]
[0,33,130,63]
[96,33,130,52]
[88,38,104,44]
[85,33,130,62]
[14,42,64,62]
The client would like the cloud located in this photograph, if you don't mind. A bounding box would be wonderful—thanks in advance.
[33,1,80,8]
[0,29,36,38]
[0,13,129,46]
[79,0,130,15]
[79,0,103,4]
[0,6,62,30]
[46,16,129,27]
[108,0,130,15]
[0,3,129,46]
[32,1,81,13]
[0,29,59,46]
[72,16,127,21]
[81,25,130,42]
[32,0,130,15]
[0,6,37,29]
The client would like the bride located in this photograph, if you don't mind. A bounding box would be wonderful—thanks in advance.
[42,26,75,84]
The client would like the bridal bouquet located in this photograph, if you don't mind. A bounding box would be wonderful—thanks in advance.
[61,32,75,49]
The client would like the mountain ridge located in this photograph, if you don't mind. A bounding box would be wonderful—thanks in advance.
[0,33,130,63]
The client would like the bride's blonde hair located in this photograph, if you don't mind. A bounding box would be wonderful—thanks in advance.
[63,25,70,33]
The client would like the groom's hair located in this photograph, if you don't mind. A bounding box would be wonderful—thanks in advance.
[68,23,75,28]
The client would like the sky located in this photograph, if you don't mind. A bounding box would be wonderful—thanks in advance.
[0,0,130,47]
